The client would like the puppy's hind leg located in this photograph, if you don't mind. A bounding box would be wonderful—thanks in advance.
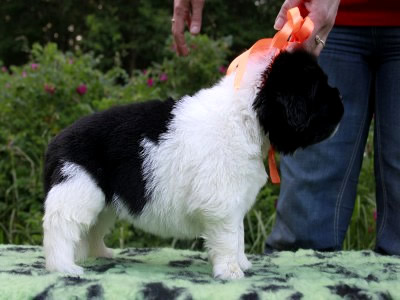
[43,164,106,275]
[88,206,116,258]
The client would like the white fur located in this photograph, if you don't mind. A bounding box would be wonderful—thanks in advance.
[43,163,112,274]
[43,52,275,279]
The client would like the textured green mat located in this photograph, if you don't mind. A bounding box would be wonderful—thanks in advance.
[0,245,399,299]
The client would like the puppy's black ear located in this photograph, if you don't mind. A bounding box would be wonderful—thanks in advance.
[254,50,318,135]
[253,49,344,155]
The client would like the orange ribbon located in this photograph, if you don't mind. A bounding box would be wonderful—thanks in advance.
[226,7,314,185]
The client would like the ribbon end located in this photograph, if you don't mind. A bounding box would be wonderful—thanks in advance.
[268,147,281,185]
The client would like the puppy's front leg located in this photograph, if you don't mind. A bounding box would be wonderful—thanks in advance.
[237,220,252,271]
[204,222,244,280]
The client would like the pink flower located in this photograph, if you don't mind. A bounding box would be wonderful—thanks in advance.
[373,210,377,221]
[22,71,27,78]
[76,84,87,95]
[44,83,56,95]
[219,65,227,74]
[159,73,168,82]
[1,66,7,73]
[147,78,154,87]
[142,69,148,75]
[68,59,74,65]
[31,63,39,70]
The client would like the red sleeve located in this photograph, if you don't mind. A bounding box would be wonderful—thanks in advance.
[335,0,400,26]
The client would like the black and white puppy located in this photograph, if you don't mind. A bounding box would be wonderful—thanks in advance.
[43,49,343,280]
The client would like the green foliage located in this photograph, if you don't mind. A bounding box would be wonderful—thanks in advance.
[82,0,172,71]
[139,34,231,99]
[0,43,124,244]
[0,0,281,72]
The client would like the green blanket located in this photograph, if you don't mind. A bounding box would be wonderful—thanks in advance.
[0,245,399,299]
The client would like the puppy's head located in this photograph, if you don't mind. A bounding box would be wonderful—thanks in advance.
[253,49,344,154]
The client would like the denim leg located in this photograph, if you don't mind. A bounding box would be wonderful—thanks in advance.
[266,27,374,250]
[374,27,400,255]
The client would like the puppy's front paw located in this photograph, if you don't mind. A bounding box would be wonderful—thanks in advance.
[47,263,84,276]
[94,247,114,259]
[66,264,84,276]
[101,247,114,258]
[90,245,114,259]
[213,262,244,280]
[238,253,252,271]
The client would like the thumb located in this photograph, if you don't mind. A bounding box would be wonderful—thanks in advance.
[274,0,303,30]
[190,0,205,34]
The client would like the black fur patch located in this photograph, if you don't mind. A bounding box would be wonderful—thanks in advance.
[87,262,118,273]
[87,284,104,299]
[327,284,370,300]
[7,269,32,275]
[365,274,378,282]
[141,282,186,300]
[44,98,176,215]
[169,260,192,268]
[167,270,211,284]
[62,276,94,286]
[240,291,260,300]
[289,292,304,300]
[260,284,290,292]
[33,284,56,300]
[254,50,344,155]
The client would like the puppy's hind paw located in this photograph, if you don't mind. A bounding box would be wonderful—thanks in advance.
[238,254,252,271]
[213,262,244,280]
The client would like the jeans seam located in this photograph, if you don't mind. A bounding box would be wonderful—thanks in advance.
[375,113,388,239]
[333,100,370,247]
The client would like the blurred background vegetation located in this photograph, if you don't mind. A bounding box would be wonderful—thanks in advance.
[0,0,376,253]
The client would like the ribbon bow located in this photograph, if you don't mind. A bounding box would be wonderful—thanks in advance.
[226,7,314,184]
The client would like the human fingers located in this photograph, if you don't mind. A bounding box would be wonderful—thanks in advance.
[172,0,190,56]
[190,0,205,34]
[274,0,303,30]
[302,0,340,55]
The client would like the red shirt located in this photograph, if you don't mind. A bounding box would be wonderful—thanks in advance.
[335,0,400,26]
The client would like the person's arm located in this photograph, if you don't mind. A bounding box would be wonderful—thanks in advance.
[274,0,340,55]
[172,0,205,56]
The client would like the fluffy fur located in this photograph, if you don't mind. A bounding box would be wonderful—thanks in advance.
[42,49,343,279]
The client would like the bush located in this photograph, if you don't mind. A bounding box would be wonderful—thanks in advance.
[0,0,281,72]
[0,43,125,244]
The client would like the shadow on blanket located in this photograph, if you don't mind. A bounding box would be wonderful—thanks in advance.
[0,245,399,299]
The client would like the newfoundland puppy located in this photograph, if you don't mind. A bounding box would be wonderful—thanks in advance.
[43,49,343,279]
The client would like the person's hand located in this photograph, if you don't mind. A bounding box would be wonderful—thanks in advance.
[172,0,205,56]
[274,0,340,56]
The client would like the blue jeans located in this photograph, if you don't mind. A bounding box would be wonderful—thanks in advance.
[266,26,400,255]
